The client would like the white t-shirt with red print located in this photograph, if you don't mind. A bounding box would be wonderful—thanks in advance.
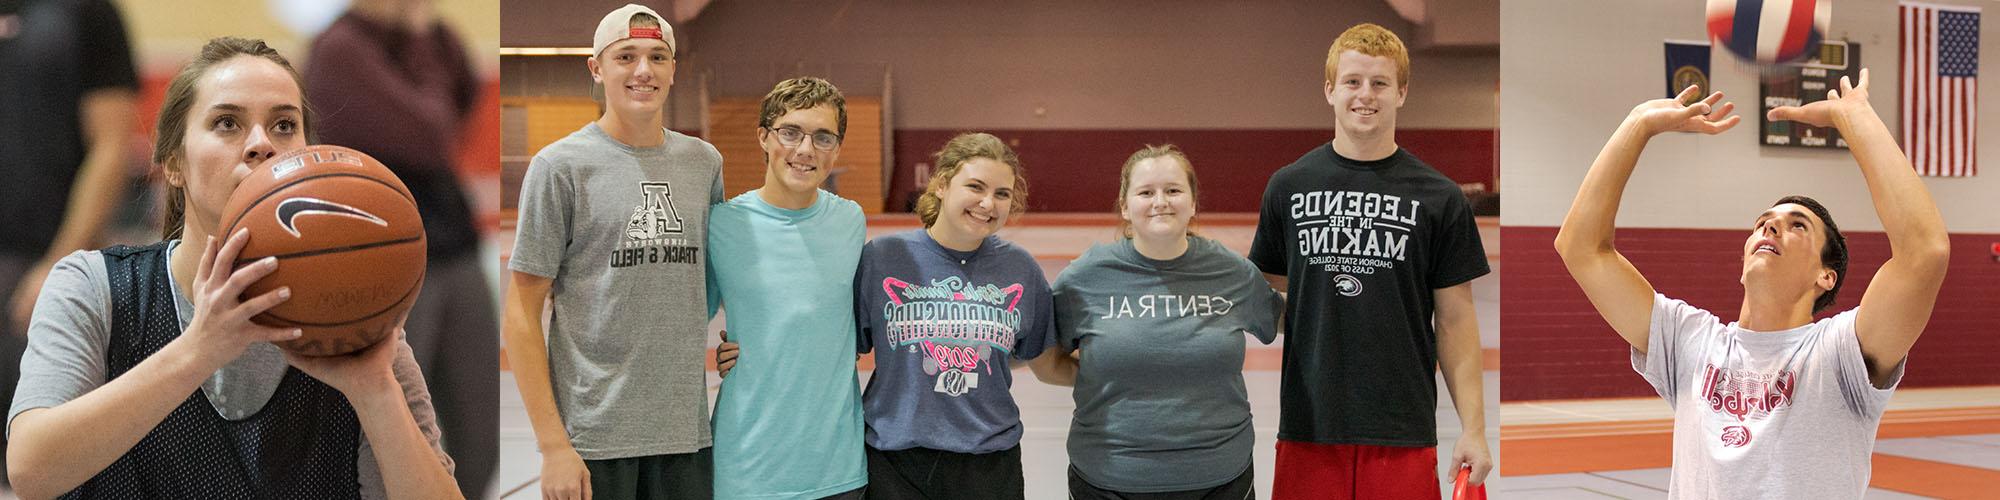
[1634,294,1902,499]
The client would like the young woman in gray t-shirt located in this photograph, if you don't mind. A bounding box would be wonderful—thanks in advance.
[1032,145,1283,499]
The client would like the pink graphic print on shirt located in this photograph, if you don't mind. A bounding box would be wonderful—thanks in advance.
[881,276,1024,397]
[1701,363,1797,447]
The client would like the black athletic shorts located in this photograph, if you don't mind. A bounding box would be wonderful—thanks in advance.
[864,444,1023,500]
[584,448,712,500]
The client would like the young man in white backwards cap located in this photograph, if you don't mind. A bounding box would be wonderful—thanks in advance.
[505,4,726,499]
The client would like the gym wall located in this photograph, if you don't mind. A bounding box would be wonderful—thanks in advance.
[500,0,1499,213]
[1501,0,2000,400]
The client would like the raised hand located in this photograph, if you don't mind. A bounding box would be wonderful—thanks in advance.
[1768,67,1874,128]
[1628,85,1741,137]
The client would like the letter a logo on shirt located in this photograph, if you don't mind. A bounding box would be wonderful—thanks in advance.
[625,182,685,240]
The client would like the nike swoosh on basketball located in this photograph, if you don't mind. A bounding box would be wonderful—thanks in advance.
[275,198,389,237]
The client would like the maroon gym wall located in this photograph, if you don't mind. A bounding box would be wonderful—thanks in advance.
[889,129,1496,213]
[503,1,1497,213]
[1501,226,2000,402]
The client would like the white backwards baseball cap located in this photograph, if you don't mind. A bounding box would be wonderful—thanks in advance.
[592,4,675,57]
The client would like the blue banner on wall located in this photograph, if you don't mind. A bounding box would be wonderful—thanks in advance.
[1665,40,1711,104]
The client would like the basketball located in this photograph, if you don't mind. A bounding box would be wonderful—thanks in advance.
[217,145,427,356]
[1706,0,1831,65]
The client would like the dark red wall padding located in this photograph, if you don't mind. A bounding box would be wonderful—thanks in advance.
[1501,226,2000,402]
[885,129,1495,213]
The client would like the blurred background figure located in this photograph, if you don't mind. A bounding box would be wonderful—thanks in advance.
[0,0,138,489]
[305,1,498,498]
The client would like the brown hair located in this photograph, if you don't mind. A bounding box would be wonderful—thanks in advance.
[625,12,672,58]
[1325,23,1411,88]
[915,133,1027,227]
[758,77,847,138]
[631,13,662,39]
[154,37,311,240]
[1114,145,1200,239]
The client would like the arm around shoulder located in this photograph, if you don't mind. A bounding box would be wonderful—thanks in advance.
[1027,348,1078,387]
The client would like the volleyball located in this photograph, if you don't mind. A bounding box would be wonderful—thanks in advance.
[1706,0,1831,65]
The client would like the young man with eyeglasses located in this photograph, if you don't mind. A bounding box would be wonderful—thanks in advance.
[705,77,869,500]
[505,4,724,499]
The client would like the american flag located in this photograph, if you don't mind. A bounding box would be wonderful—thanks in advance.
[1901,2,1980,177]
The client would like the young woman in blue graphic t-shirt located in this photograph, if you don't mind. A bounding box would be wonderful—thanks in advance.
[852,133,1054,500]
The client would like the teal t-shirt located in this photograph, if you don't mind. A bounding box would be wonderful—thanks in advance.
[706,189,867,499]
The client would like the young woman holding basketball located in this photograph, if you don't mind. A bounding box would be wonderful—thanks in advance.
[4,37,459,499]
[1028,145,1282,499]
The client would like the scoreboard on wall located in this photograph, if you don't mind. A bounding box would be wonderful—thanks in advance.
[1759,41,1861,149]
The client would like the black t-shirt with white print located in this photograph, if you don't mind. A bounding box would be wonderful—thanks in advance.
[1248,144,1489,447]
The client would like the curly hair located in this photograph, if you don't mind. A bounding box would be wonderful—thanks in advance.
[914,133,1027,227]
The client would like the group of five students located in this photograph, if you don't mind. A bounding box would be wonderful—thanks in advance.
[507,6,1491,499]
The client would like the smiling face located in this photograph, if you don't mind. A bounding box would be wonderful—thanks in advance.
[758,103,841,197]
[928,157,1017,245]
[1324,49,1406,140]
[1740,203,1837,305]
[589,36,674,120]
[169,56,309,237]
[1119,156,1196,241]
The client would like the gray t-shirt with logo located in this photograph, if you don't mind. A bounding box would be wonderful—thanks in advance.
[1636,294,1902,500]
[1053,236,1281,493]
[510,123,723,459]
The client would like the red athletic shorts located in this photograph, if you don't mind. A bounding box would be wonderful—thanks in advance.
[1272,440,1440,500]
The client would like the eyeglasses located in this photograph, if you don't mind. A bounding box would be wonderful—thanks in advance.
[766,126,842,151]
